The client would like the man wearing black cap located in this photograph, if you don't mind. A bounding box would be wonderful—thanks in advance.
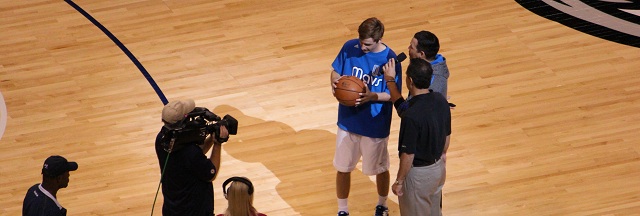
[23,155,78,216]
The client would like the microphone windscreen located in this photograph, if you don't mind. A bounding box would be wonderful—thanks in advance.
[396,52,407,63]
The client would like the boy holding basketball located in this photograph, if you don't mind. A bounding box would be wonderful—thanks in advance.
[330,17,402,216]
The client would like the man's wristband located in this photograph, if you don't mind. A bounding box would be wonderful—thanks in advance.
[394,179,404,185]
[385,77,395,82]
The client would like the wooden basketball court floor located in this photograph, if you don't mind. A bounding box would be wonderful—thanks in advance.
[1,0,639,215]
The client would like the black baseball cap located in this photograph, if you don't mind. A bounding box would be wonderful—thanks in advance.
[41,155,78,177]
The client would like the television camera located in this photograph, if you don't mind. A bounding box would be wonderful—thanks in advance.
[160,107,238,152]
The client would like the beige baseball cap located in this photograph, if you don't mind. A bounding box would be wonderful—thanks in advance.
[162,99,196,124]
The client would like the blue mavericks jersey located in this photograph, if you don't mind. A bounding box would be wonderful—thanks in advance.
[331,39,402,138]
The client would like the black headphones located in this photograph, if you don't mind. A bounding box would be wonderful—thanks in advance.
[222,176,254,199]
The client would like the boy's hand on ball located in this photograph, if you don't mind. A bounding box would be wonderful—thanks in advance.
[331,76,343,94]
[355,87,376,106]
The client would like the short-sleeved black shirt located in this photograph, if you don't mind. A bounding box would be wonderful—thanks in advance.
[398,91,452,165]
[23,184,67,216]
[155,127,217,216]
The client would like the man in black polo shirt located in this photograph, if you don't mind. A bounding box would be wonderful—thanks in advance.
[155,99,229,216]
[23,155,78,216]
[389,58,451,216]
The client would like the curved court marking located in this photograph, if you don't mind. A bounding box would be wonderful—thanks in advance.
[64,0,169,105]
[515,0,640,48]
[543,0,640,37]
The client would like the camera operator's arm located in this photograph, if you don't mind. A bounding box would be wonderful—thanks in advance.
[201,136,215,154]
[200,124,230,154]
[207,125,229,181]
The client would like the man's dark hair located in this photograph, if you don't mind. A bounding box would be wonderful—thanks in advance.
[414,31,440,60]
[358,17,385,42]
[406,58,433,89]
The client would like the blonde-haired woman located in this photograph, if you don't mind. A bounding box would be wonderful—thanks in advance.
[218,177,266,216]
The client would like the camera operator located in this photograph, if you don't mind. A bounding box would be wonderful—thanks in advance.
[155,99,229,216]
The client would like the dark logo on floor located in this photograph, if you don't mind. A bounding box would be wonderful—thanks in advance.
[515,0,640,48]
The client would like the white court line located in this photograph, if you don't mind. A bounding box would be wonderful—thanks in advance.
[0,90,6,141]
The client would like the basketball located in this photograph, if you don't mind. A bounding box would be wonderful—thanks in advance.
[334,76,366,106]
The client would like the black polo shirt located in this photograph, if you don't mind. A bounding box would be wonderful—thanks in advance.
[398,91,451,166]
[156,127,217,216]
[23,184,67,216]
